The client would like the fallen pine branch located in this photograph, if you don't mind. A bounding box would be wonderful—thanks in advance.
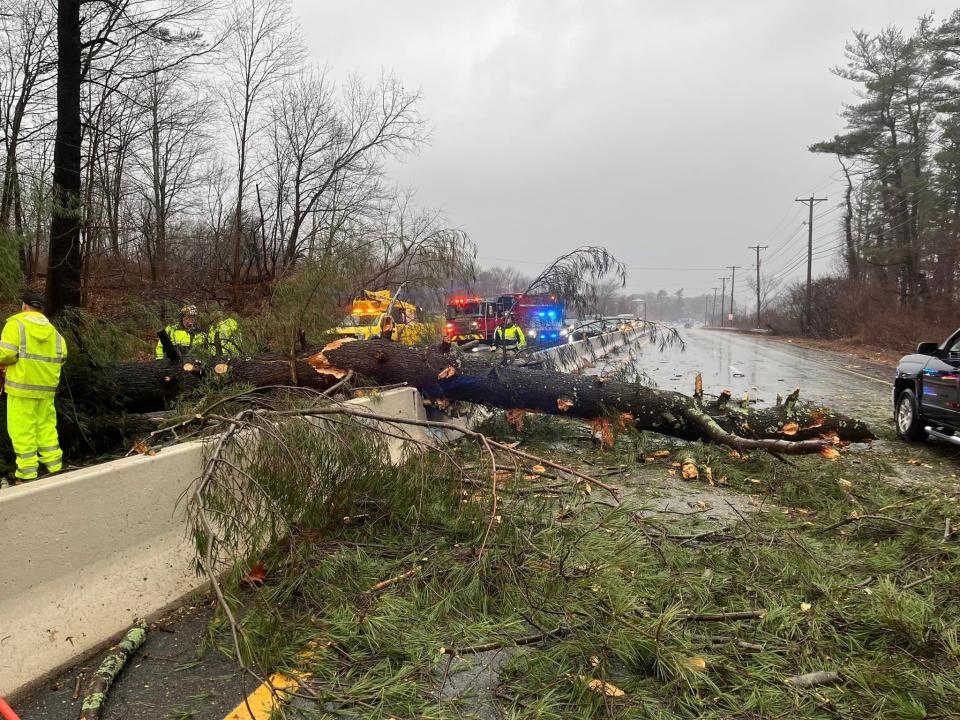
[369,568,418,593]
[440,626,572,655]
[79,621,148,720]
[686,610,767,622]
[902,574,934,591]
[818,514,942,535]
[785,670,841,688]
[708,635,765,652]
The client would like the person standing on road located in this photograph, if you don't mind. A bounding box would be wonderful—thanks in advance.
[0,290,67,483]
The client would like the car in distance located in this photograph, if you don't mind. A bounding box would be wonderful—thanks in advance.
[894,331,960,444]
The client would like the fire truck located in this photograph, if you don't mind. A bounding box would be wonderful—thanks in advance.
[495,293,565,345]
[443,296,497,343]
[444,293,566,347]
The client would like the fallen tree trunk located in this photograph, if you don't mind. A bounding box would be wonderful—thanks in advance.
[314,340,875,453]
[85,351,338,413]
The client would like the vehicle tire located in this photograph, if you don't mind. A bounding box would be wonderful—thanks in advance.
[895,388,927,442]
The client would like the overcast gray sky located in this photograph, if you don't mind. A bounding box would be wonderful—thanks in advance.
[293,1,955,301]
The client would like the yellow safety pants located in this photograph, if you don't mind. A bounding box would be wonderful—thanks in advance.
[7,395,61,481]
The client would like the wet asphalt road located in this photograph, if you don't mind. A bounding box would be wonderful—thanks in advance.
[626,327,894,423]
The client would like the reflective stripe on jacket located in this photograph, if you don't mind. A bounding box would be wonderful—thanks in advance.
[155,325,204,360]
[494,324,526,348]
[208,318,241,355]
[0,311,68,398]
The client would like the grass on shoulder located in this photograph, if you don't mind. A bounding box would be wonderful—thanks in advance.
[202,412,960,719]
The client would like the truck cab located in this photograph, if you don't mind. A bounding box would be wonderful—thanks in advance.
[894,329,960,443]
[332,290,425,345]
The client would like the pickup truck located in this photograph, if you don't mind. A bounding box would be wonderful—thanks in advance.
[894,331,960,444]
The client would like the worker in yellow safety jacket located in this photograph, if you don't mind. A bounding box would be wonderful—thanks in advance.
[0,290,67,482]
[208,315,242,356]
[155,304,204,360]
[493,314,526,350]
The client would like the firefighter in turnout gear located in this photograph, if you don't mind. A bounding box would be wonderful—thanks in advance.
[0,291,67,482]
[155,304,204,360]
[493,314,526,350]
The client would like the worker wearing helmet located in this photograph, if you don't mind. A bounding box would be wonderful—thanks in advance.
[0,290,68,483]
[493,313,526,351]
[208,312,242,356]
[155,303,204,360]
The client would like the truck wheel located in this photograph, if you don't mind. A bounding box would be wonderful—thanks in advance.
[895,389,927,442]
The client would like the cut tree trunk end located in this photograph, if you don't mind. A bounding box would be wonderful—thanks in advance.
[316,339,875,455]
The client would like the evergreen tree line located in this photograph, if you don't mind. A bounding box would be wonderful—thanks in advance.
[796,11,960,343]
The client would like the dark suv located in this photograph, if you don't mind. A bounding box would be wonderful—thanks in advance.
[894,331,960,444]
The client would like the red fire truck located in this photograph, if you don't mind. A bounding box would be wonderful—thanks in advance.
[443,296,498,343]
[444,293,566,347]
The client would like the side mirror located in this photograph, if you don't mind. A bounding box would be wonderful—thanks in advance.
[917,341,939,355]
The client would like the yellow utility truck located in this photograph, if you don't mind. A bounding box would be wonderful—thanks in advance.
[331,289,431,345]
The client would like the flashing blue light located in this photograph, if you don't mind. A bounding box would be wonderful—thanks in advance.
[537,312,545,317]
[547,311,556,318]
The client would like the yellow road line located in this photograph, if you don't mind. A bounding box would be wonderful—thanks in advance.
[224,672,301,720]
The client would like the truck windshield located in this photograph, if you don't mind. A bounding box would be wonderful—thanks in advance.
[447,302,482,318]
[341,314,378,328]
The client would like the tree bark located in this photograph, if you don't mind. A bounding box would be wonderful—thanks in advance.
[88,347,339,413]
[315,340,875,451]
[79,621,147,720]
[47,0,83,314]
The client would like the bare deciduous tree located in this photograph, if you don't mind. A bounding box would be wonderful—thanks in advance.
[220,0,304,305]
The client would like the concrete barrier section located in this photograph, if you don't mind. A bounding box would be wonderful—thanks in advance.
[0,387,426,699]
[534,327,645,373]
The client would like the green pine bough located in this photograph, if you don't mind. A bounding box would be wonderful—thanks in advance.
[79,621,148,720]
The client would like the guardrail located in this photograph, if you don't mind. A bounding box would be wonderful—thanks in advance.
[0,387,429,700]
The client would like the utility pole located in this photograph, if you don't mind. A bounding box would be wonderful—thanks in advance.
[703,295,709,325]
[748,245,767,328]
[710,287,719,326]
[718,277,728,327]
[795,195,827,334]
[727,265,740,326]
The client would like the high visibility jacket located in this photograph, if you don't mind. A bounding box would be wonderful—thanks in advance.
[0,311,67,398]
[494,324,526,349]
[155,325,204,360]
[208,318,241,355]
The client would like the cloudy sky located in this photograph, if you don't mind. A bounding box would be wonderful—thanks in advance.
[293,1,955,302]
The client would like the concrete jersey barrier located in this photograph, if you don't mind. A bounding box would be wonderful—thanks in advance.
[0,387,428,699]
[533,326,646,373]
